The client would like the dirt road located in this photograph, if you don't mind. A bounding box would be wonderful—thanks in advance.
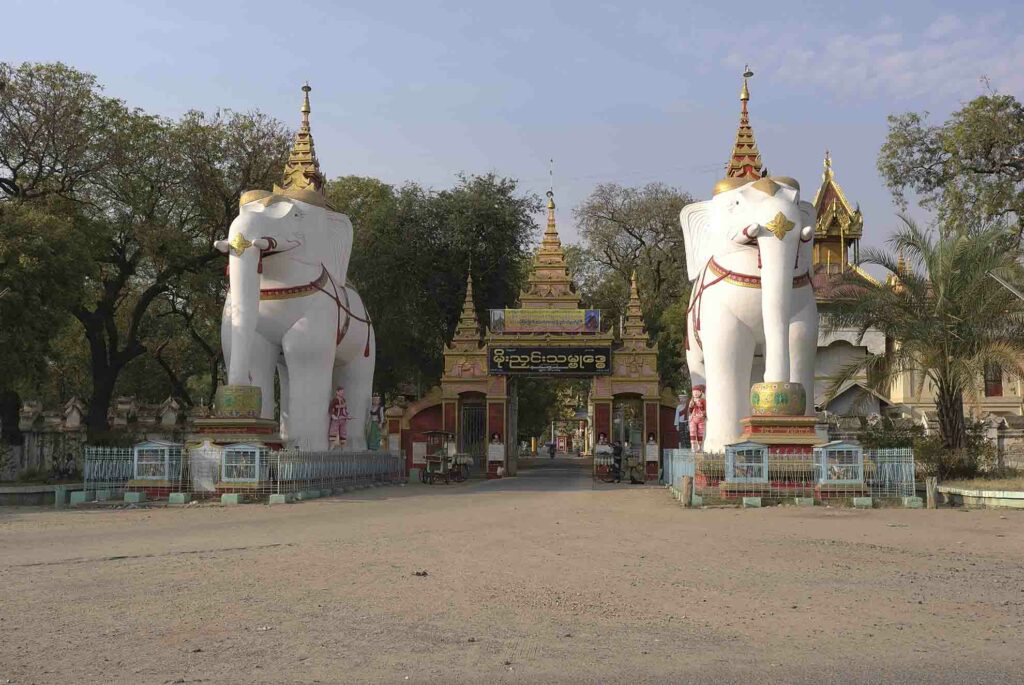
[1,458,1021,684]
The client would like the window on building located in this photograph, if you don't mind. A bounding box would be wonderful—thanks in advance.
[984,364,1003,397]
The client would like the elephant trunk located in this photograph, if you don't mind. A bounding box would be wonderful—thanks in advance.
[227,244,261,386]
[757,235,794,383]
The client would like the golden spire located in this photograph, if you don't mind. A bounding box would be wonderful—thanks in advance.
[725,65,763,181]
[280,82,326,199]
[545,189,558,240]
[519,187,580,309]
[621,270,652,349]
[451,270,482,344]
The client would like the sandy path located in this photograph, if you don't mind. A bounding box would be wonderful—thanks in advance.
[1,459,1021,684]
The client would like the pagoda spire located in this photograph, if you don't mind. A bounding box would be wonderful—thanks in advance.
[543,188,559,244]
[518,188,581,309]
[622,271,644,338]
[454,270,481,339]
[725,66,763,181]
[451,270,483,345]
[280,83,326,199]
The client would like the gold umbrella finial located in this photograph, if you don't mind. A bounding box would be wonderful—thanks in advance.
[741,65,753,102]
[278,82,325,199]
[300,82,312,130]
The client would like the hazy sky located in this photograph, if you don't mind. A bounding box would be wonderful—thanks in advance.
[6,0,1023,247]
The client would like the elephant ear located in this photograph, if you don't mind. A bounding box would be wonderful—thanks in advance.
[798,200,816,274]
[680,200,714,282]
[324,209,354,284]
[799,200,816,233]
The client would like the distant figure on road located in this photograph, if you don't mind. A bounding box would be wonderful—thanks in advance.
[548,441,556,459]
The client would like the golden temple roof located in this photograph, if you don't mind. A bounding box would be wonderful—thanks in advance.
[518,189,581,309]
[279,83,326,200]
[811,150,863,241]
[725,67,763,181]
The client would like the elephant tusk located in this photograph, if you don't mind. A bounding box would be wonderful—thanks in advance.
[800,225,814,242]
[213,239,230,254]
[252,238,271,250]
[733,224,760,243]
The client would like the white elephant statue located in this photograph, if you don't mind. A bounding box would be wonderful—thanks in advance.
[215,187,375,451]
[680,176,817,452]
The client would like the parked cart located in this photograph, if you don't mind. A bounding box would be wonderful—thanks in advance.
[422,430,456,484]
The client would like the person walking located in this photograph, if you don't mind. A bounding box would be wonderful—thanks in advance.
[548,440,556,459]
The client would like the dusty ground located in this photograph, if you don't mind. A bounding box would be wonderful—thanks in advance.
[1,458,1022,685]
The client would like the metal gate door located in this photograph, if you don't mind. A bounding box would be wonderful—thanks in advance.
[460,403,486,459]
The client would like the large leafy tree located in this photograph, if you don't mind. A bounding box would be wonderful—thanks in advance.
[327,173,538,398]
[878,93,1024,237]
[572,182,693,389]
[824,217,1024,449]
[1,62,290,436]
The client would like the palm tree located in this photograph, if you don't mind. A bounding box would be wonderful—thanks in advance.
[824,216,1024,449]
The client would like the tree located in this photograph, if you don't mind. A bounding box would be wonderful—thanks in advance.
[878,93,1024,238]
[327,173,539,399]
[824,217,1024,449]
[1,62,291,436]
[0,200,89,396]
[572,182,693,388]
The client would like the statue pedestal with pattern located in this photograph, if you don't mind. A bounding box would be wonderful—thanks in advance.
[737,382,818,450]
[189,385,283,448]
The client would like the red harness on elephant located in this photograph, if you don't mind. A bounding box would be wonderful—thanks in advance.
[685,258,812,353]
[257,265,373,357]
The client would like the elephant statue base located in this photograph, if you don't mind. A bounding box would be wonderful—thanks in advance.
[737,382,819,447]
[190,385,284,449]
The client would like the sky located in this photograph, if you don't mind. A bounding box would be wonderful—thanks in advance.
[6,0,1023,249]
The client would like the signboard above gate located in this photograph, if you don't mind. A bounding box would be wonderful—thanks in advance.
[488,346,611,375]
[489,308,600,334]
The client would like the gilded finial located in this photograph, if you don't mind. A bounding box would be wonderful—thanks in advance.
[716,64,763,191]
[300,82,311,127]
[279,82,325,200]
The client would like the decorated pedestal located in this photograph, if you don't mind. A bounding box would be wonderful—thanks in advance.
[711,382,831,501]
[189,385,283,448]
[739,382,818,448]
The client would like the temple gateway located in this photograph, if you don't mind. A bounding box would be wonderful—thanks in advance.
[393,190,678,481]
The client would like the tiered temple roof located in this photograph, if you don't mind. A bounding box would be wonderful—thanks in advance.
[620,271,652,352]
[811,151,863,274]
[448,271,483,351]
[518,190,581,309]
[725,68,764,181]
[280,83,326,198]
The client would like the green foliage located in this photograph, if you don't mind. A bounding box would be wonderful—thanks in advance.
[824,216,1024,449]
[878,93,1024,237]
[858,418,923,449]
[327,173,540,398]
[571,183,693,390]
[0,200,89,393]
[1,62,291,435]
[914,424,998,480]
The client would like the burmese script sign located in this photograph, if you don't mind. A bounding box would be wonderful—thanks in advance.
[488,346,611,375]
[489,308,600,334]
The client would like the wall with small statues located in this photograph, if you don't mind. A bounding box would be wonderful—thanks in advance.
[3,396,192,481]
